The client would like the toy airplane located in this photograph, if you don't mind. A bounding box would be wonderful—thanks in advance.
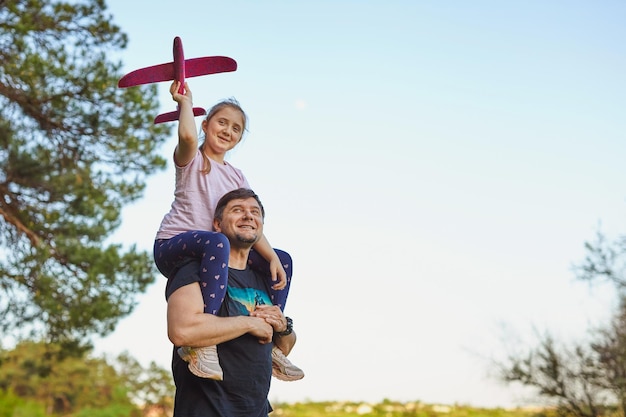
[118,36,237,124]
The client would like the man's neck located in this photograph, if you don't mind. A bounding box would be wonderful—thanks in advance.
[228,248,250,270]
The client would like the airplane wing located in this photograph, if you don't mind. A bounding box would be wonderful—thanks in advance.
[184,56,237,77]
[154,106,206,124]
[118,57,237,88]
[118,62,175,88]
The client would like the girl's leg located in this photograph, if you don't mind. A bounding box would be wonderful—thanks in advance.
[154,231,230,314]
[247,248,292,311]
[154,232,229,380]
[248,249,304,381]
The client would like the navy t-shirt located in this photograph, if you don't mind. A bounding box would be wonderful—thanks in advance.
[166,260,273,417]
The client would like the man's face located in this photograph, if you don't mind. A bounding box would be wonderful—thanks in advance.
[214,197,264,247]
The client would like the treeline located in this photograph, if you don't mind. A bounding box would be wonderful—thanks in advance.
[0,341,173,417]
[1,368,551,417]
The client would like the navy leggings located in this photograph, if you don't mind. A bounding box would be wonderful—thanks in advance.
[154,230,292,314]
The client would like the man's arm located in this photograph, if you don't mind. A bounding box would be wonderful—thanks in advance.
[167,282,274,347]
[274,331,297,356]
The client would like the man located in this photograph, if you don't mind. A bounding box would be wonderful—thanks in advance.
[166,188,299,416]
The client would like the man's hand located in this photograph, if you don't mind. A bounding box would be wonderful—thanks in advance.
[251,304,287,333]
[253,305,297,357]
[247,316,274,344]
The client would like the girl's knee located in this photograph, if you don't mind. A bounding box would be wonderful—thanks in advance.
[211,232,231,251]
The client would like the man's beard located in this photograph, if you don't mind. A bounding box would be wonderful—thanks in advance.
[233,232,259,246]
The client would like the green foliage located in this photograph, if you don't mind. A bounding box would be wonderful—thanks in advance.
[0,0,171,350]
[0,341,134,414]
[0,389,47,417]
[0,340,173,417]
[73,404,140,417]
[112,352,174,415]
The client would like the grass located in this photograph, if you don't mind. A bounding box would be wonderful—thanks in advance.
[269,400,551,417]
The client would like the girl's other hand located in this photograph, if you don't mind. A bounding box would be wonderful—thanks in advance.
[269,258,287,290]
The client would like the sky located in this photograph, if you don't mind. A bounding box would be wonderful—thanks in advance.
[94,0,626,408]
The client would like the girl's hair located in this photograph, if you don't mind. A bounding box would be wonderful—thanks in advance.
[199,98,248,174]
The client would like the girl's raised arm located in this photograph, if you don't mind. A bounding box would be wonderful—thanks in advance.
[171,81,199,167]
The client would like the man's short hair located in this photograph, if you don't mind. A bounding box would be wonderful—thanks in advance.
[214,188,265,221]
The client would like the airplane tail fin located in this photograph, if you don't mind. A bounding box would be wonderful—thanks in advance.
[154,107,206,124]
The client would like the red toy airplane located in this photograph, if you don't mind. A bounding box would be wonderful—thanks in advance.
[118,36,237,124]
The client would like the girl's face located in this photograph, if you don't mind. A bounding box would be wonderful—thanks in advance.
[201,106,245,158]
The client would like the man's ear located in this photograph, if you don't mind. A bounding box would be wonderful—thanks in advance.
[213,218,221,232]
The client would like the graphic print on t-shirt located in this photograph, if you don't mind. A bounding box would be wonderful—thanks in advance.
[226,287,272,316]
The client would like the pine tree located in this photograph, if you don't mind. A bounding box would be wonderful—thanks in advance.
[0,0,171,350]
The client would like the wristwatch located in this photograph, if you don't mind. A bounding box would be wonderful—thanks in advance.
[277,317,293,336]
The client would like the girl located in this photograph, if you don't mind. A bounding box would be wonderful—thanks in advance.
[153,80,303,381]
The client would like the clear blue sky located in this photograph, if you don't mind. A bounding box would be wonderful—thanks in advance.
[97,0,626,407]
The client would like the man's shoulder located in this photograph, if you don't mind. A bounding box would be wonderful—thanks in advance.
[165,259,201,300]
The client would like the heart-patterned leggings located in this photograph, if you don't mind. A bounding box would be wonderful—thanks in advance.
[154,230,292,314]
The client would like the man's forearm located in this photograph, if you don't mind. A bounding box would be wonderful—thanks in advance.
[273,331,297,356]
